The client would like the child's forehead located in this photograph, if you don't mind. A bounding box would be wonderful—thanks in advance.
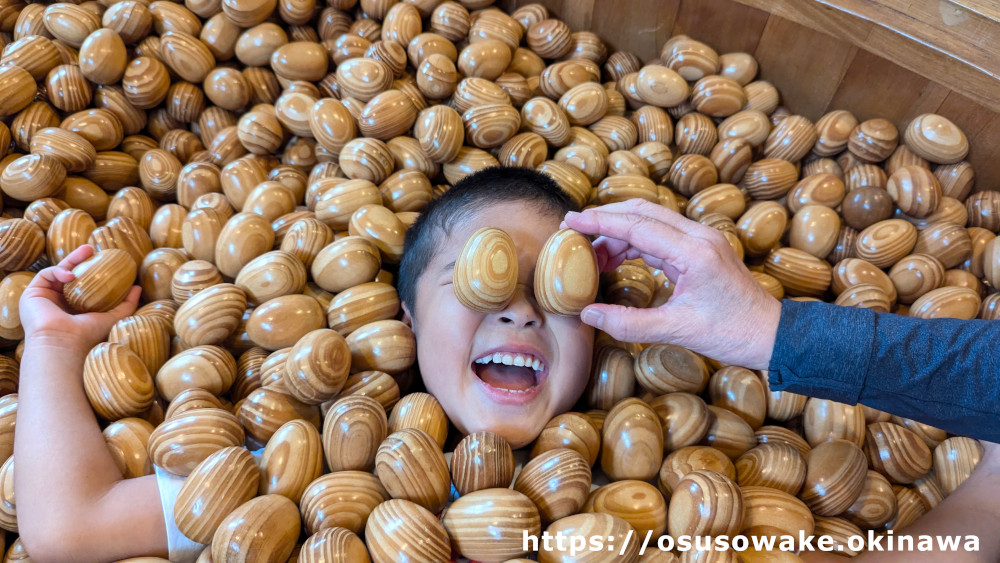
[442,202,560,248]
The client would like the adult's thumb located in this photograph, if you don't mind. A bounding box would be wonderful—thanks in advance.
[580,303,673,345]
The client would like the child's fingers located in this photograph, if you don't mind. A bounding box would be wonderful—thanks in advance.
[30,266,73,291]
[55,245,94,271]
[106,286,141,320]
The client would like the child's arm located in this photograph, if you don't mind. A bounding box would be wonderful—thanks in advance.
[15,245,168,561]
[802,441,1000,563]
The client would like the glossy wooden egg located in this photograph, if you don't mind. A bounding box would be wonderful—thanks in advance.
[656,446,734,500]
[155,345,236,401]
[63,248,136,313]
[585,345,635,411]
[634,344,709,396]
[584,479,666,538]
[863,421,931,486]
[538,513,638,563]
[737,202,787,257]
[174,283,247,346]
[511,447,590,525]
[707,366,766,429]
[600,398,663,481]
[259,418,324,503]
[215,212,276,279]
[855,219,918,268]
[763,247,832,297]
[735,442,806,496]
[534,228,599,316]
[0,273,31,342]
[103,417,155,479]
[934,436,983,494]
[320,394,387,472]
[813,110,858,156]
[170,260,223,304]
[903,113,969,164]
[346,319,417,377]
[909,286,981,319]
[0,221,43,281]
[739,485,814,539]
[237,385,320,443]
[278,328,349,404]
[2,153,67,201]
[245,294,326,351]
[83,342,155,421]
[375,428,451,514]
[886,165,941,219]
[800,439,867,516]
[165,388,225,420]
[147,408,245,476]
[649,392,713,452]
[365,499,451,563]
[452,227,518,313]
[451,431,515,496]
[442,488,541,561]
[174,446,258,544]
[802,398,866,447]
[211,494,301,563]
[324,282,398,337]
[108,314,172,376]
[300,470,388,534]
[789,205,840,259]
[667,469,743,537]
[701,405,757,459]
[531,411,601,466]
[299,527,370,563]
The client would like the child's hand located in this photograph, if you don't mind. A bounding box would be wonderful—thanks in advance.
[562,199,781,370]
[20,245,141,351]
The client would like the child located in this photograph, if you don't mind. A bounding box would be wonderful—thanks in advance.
[14,167,595,561]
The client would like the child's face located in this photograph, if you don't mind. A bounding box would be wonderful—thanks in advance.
[405,201,595,448]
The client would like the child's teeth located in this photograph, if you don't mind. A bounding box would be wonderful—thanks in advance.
[531,359,541,371]
[513,355,525,366]
[501,354,513,365]
[493,352,502,363]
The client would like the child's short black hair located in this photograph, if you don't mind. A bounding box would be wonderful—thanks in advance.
[398,166,578,316]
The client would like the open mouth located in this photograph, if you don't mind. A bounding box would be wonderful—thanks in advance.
[472,351,547,393]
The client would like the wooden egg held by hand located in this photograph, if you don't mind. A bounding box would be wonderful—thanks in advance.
[535,228,599,316]
[453,227,518,312]
[63,248,136,312]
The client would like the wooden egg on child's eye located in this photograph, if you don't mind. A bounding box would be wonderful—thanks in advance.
[63,248,136,313]
[365,499,452,563]
[442,488,542,561]
[211,494,301,563]
[534,228,599,316]
[173,446,259,545]
[83,342,155,421]
[375,428,451,514]
[451,431,516,496]
[601,398,663,482]
[322,395,387,473]
[452,226,519,313]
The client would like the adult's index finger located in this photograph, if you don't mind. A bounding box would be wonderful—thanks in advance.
[563,207,693,270]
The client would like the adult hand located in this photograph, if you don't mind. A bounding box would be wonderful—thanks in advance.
[20,245,141,350]
[563,199,781,370]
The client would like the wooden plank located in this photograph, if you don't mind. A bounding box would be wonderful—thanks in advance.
[671,0,770,54]
[587,0,680,62]
[752,15,858,120]
[827,49,951,126]
[731,0,875,42]
[967,115,1000,192]
[949,0,1000,24]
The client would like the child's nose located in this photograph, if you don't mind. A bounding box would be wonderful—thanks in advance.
[495,284,543,328]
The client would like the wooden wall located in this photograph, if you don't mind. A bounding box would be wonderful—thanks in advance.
[496,0,1000,191]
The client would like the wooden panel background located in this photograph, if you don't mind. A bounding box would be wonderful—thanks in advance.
[496,0,1000,191]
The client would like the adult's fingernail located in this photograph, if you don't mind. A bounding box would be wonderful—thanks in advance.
[564,211,580,221]
[580,307,603,326]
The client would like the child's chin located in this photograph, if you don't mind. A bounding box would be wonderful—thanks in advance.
[467,420,542,450]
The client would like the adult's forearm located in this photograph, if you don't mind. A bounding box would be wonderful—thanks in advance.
[767,300,1000,442]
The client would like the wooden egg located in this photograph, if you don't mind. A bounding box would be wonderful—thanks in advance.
[934,436,983,494]
[88,216,154,269]
[600,398,663,481]
[913,221,972,270]
[657,445,734,499]
[83,342,154,421]
[279,217,334,268]
[215,212,276,279]
[155,345,236,401]
[686,183,745,221]
[442,488,541,561]
[103,417,155,479]
[910,286,981,319]
[313,179,382,230]
[365,499,451,563]
[848,118,898,162]
[281,328,351,404]
[586,344,635,411]
[452,227,518,313]
[346,319,417,376]
[755,425,811,458]
[763,247,832,297]
[842,186,893,231]
[634,344,709,395]
[789,205,840,259]
[718,109,771,147]
[246,294,325,351]
[260,419,324,503]
[584,479,666,537]
[935,161,975,200]
[514,447,590,524]
[299,527,370,563]
[855,219,918,268]
[649,392,713,452]
[386,391,448,448]
[181,208,225,263]
[63,248,136,313]
[742,158,797,201]
[691,76,746,118]
[886,165,942,219]
[2,153,66,202]
[375,428,451,514]
[701,405,757,459]
[667,469,743,537]
[735,442,806,496]
[800,439,867,516]
[108,314,172,376]
[903,113,969,164]
[534,228,599,316]
[597,174,658,204]
[835,282,892,311]
[842,470,897,529]
[165,388,225,420]
[452,431,515,496]
[0,221,43,278]
[887,253,943,304]
[233,250,307,305]
[348,204,407,263]
[322,395,387,472]
[737,202,787,257]
[885,485,928,530]
[676,114,718,157]
[666,154,717,198]
[812,516,864,556]
[339,370,400,411]
[325,282,398,337]
[236,387,320,444]
[635,64,688,107]
[148,407,245,476]
[171,260,223,304]
[0,64,36,118]
[813,110,858,156]
[174,283,247,346]
[559,82,609,126]
[708,366,766,429]
[530,411,601,466]
[211,494,300,563]
[539,513,638,563]
[300,471,388,534]
[739,485,814,538]
[174,446,258,544]
[0,273,31,342]
[802,398,866,447]
[414,104,464,163]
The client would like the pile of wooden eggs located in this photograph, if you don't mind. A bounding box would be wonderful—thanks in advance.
[0,0,992,559]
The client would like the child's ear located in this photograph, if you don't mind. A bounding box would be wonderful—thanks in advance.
[401,302,414,331]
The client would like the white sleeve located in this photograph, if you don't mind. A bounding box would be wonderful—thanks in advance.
[154,465,206,563]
